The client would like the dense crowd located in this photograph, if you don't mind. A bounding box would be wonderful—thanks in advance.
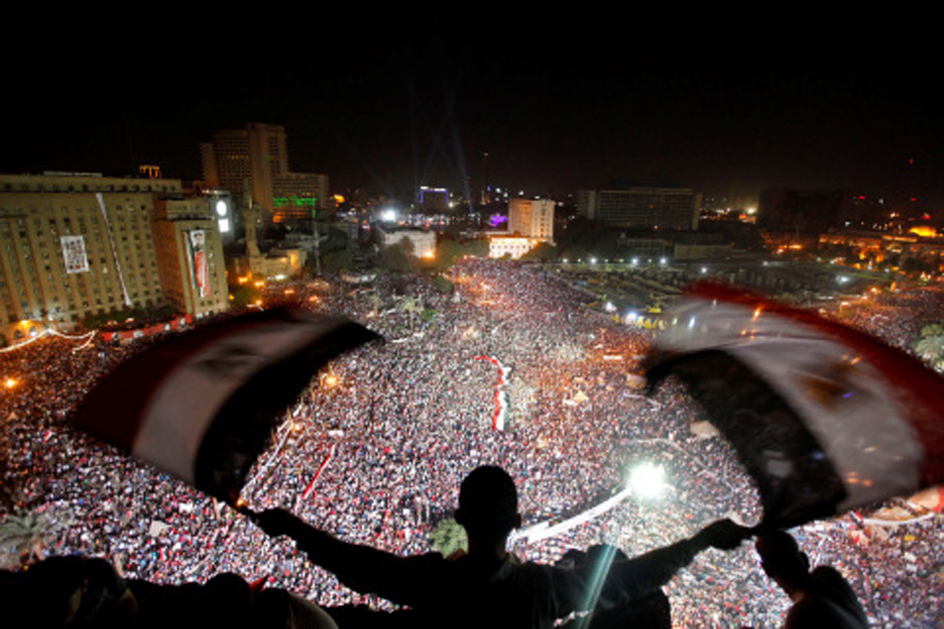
[1,260,943,627]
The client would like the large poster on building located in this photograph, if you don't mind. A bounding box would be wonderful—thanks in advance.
[186,230,208,298]
[60,235,90,274]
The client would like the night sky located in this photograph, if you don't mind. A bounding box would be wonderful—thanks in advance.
[4,15,942,207]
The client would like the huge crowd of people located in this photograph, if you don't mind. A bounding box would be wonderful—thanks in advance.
[1,259,943,627]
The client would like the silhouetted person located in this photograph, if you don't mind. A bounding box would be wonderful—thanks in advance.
[755,530,869,628]
[6,555,137,628]
[2,555,337,629]
[254,464,749,628]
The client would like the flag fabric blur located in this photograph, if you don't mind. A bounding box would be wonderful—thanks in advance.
[645,282,944,529]
[72,307,380,504]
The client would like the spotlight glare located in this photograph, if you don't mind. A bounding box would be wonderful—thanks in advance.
[628,463,666,498]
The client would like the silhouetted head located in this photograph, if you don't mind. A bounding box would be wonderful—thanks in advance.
[756,530,810,590]
[13,556,136,628]
[455,465,520,545]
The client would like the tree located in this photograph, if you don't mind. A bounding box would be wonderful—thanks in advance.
[429,518,467,557]
[430,238,466,272]
[379,239,419,272]
[229,283,262,310]
[368,291,383,316]
[400,295,420,330]
[556,216,622,260]
[464,239,490,258]
[921,323,944,338]
[0,508,53,565]
[321,249,355,273]
[915,323,944,372]
[429,275,454,294]
[520,241,557,262]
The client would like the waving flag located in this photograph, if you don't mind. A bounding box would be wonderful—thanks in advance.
[645,282,944,529]
[474,355,511,431]
[73,307,380,504]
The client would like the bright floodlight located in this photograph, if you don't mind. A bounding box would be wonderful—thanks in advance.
[628,463,666,498]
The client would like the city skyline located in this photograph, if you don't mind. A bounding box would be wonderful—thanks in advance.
[4,22,941,208]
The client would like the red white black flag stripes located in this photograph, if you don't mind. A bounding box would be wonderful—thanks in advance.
[72,308,380,504]
[645,282,944,529]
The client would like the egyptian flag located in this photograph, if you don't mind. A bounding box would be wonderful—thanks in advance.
[644,281,944,529]
[73,307,380,504]
[474,355,510,431]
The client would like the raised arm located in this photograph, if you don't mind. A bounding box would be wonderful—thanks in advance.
[556,519,750,613]
[251,507,437,605]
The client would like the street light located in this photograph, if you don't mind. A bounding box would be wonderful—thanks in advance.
[322,373,339,388]
[628,462,667,498]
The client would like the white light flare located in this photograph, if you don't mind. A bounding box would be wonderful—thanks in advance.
[628,463,668,498]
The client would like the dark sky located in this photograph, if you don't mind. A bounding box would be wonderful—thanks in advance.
[4,15,942,207]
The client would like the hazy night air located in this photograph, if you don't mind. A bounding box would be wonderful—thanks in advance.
[4,22,941,209]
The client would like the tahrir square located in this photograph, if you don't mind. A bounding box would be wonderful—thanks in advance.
[0,163,695,348]
[0,121,609,345]
[6,121,943,347]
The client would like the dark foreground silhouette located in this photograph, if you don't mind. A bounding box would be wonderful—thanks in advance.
[754,530,869,628]
[251,465,749,628]
[2,466,869,628]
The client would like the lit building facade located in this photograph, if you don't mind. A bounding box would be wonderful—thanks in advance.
[487,198,555,259]
[488,237,544,259]
[151,199,229,318]
[508,198,554,240]
[200,123,330,224]
[377,226,436,259]
[0,173,227,343]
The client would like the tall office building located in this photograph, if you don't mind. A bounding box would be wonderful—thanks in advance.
[576,187,701,231]
[200,123,329,224]
[508,198,555,240]
[489,198,555,259]
[0,173,228,343]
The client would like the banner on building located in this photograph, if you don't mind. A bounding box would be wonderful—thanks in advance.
[186,230,209,298]
[60,235,90,274]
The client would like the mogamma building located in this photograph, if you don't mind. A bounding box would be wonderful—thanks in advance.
[0,173,228,344]
[576,187,701,231]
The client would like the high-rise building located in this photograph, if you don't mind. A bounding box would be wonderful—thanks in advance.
[508,198,555,240]
[0,173,228,343]
[576,187,701,231]
[488,198,555,259]
[200,123,329,224]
